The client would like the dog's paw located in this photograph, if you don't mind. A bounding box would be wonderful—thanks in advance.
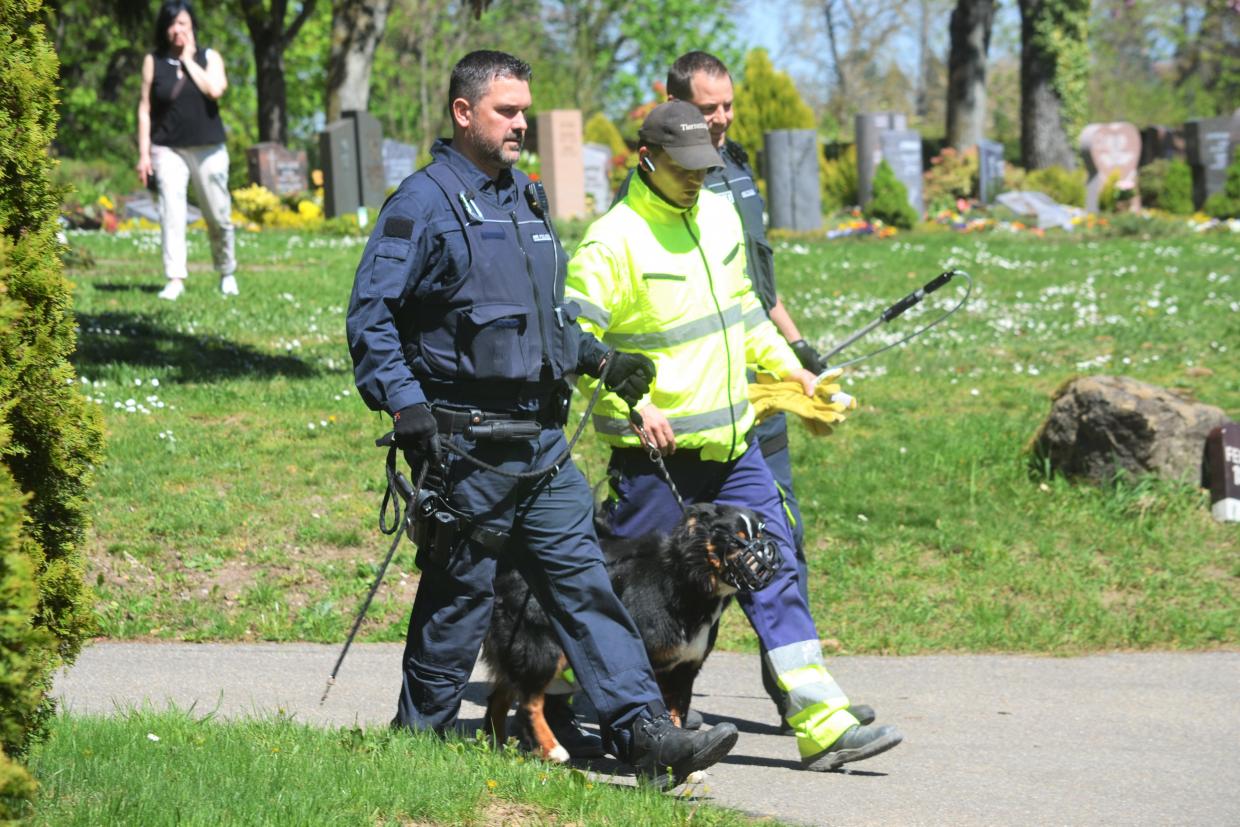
[547,744,571,764]
[684,770,707,784]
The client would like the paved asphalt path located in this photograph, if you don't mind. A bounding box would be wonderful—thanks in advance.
[55,643,1239,826]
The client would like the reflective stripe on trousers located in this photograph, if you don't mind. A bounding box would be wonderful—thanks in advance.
[767,640,860,757]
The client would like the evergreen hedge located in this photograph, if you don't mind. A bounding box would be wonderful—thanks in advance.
[0,0,105,815]
[864,161,918,229]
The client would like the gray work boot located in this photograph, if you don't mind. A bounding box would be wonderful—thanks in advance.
[630,713,739,790]
[539,694,605,759]
[801,723,903,771]
[680,704,876,733]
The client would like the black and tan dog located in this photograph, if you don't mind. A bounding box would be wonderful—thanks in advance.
[482,502,780,762]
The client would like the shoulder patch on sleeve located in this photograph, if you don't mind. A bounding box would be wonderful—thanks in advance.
[383,216,415,239]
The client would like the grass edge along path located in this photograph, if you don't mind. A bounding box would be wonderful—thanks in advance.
[22,710,782,827]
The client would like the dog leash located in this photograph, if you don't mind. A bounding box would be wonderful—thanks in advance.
[627,408,687,514]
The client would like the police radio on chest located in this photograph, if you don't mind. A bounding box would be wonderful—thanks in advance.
[525,182,550,218]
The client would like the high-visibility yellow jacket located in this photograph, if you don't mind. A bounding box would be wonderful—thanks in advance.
[567,173,802,462]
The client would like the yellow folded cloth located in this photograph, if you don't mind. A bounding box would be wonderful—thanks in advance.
[748,369,857,437]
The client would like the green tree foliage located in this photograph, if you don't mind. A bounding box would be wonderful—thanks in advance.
[864,160,918,228]
[1203,148,1240,220]
[729,49,816,169]
[822,145,858,211]
[0,0,104,798]
[1138,159,1193,215]
[1024,165,1086,206]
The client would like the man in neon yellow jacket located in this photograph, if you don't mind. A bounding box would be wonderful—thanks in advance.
[565,100,903,771]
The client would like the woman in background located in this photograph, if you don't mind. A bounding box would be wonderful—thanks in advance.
[136,0,238,300]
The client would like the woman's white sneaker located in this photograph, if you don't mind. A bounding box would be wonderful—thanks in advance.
[220,274,239,296]
[158,279,185,301]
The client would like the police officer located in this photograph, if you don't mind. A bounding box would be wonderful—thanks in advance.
[346,50,737,787]
[567,100,903,771]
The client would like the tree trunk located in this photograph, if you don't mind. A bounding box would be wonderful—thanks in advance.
[1019,0,1076,169]
[326,0,392,123]
[946,0,994,150]
[253,31,289,143]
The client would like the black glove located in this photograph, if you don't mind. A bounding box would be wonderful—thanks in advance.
[602,351,656,407]
[790,339,825,375]
[392,404,439,457]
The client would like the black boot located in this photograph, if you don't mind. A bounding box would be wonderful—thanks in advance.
[629,713,738,790]
[541,694,604,758]
[801,723,903,771]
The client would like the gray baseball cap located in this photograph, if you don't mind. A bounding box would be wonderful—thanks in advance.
[638,100,723,170]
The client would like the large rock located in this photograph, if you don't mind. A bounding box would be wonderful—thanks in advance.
[1032,375,1230,483]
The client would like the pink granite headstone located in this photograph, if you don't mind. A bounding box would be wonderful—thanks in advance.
[1080,122,1141,213]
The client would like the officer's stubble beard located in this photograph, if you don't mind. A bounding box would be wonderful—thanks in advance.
[466,128,525,174]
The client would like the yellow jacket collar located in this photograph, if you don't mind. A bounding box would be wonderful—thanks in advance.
[627,170,701,224]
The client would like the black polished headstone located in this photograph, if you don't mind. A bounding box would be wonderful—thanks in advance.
[343,111,386,209]
[1203,422,1240,523]
[765,129,822,232]
[978,139,1005,205]
[1185,117,1232,209]
[320,120,359,219]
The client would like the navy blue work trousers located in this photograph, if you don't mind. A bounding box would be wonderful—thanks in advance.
[395,426,664,758]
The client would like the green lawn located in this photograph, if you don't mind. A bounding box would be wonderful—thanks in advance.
[22,711,774,826]
[66,226,1240,652]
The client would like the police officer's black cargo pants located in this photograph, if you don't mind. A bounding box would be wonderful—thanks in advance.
[395,425,665,759]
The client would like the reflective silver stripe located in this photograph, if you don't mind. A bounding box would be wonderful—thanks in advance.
[766,640,825,674]
[573,297,611,328]
[743,306,768,330]
[593,399,749,436]
[604,302,742,350]
[786,679,849,718]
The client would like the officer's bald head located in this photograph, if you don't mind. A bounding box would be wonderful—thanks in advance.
[449,50,532,110]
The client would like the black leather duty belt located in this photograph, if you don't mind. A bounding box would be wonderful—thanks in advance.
[431,406,540,435]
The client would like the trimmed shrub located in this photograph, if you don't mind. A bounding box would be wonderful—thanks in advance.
[864,160,918,229]
[1138,159,1194,215]
[1025,165,1086,207]
[1203,147,1240,220]
[0,0,104,807]
[584,113,627,158]
[822,145,858,211]
[923,146,979,213]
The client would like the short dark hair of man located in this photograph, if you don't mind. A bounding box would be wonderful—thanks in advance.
[153,0,201,55]
[667,51,731,101]
[448,50,532,110]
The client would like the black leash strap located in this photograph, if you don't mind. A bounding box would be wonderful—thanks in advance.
[626,408,687,514]
[320,446,426,706]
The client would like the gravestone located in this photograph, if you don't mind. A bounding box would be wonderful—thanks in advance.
[382,139,419,191]
[1184,116,1232,209]
[855,111,907,207]
[1203,423,1240,523]
[1079,122,1141,213]
[978,139,1005,204]
[765,129,822,232]
[246,142,309,195]
[319,119,359,219]
[343,110,386,208]
[581,142,612,215]
[536,110,585,219]
[1139,125,1185,166]
[877,129,924,215]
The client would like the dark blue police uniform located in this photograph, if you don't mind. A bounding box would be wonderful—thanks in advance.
[346,140,665,753]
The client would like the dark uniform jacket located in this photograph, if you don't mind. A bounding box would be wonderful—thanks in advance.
[347,140,607,416]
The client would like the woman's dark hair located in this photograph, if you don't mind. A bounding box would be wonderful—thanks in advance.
[153,0,200,56]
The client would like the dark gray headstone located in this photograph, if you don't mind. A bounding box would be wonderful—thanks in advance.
[978,139,1005,205]
[245,142,308,195]
[343,111,386,209]
[855,111,907,207]
[320,120,359,219]
[1185,117,1232,209]
[877,130,924,214]
[764,129,822,232]
[381,139,418,191]
[581,142,612,215]
[1139,126,1185,166]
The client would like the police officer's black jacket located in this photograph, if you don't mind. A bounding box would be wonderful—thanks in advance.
[347,140,608,415]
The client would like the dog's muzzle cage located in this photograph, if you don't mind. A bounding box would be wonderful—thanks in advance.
[721,529,783,591]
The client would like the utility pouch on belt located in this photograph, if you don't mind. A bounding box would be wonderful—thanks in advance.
[547,380,572,429]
